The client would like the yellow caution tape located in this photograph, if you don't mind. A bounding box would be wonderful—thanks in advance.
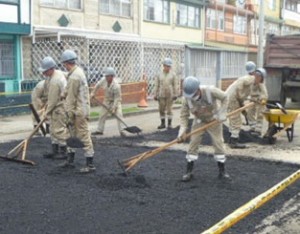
[201,169,300,234]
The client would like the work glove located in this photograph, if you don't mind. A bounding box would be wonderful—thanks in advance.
[260,99,267,105]
[66,112,75,126]
[172,96,177,101]
[109,107,116,114]
[177,127,187,143]
[214,112,227,122]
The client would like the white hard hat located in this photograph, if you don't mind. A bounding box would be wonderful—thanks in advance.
[104,67,116,77]
[61,50,77,63]
[245,61,256,73]
[163,58,172,67]
[182,76,200,98]
[38,56,56,72]
[255,68,267,79]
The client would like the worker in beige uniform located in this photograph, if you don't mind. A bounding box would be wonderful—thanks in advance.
[91,67,126,137]
[59,50,95,173]
[247,66,268,136]
[31,79,49,134]
[177,76,230,182]
[154,58,178,129]
[226,69,265,148]
[38,57,69,159]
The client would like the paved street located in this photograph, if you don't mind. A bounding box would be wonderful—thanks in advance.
[0,100,300,233]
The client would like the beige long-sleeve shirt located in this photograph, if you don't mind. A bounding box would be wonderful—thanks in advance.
[154,71,178,98]
[225,75,255,102]
[92,78,122,110]
[179,86,228,133]
[45,70,67,116]
[250,83,268,101]
[65,66,91,118]
[31,79,48,109]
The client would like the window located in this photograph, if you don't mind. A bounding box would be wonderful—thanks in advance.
[100,0,131,17]
[0,41,15,78]
[285,0,300,13]
[268,0,276,10]
[206,9,224,31]
[144,0,170,24]
[40,0,82,10]
[234,15,247,34]
[176,3,200,28]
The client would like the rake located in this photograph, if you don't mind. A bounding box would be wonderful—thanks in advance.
[119,102,255,173]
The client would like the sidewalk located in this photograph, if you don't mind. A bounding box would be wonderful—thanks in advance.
[0,100,181,142]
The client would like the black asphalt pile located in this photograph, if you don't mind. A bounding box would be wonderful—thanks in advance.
[0,134,299,234]
[140,119,262,145]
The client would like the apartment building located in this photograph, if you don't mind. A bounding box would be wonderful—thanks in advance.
[2,0,300,94]
[0,0,31,93]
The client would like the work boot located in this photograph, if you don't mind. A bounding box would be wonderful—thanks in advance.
[79,157,96,173]
[167,119,172,129]
[59,152,75,168]
[53,145,68,160]
[157,119,166,129]
[43,144,59,159]
[229,137,246,149]
[46,124,50,134]
[182,161,194,182]
[217,162,231,179]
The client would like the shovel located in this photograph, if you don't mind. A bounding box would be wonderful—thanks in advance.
[92,97,142,134]
[65,115,85,148]
[266,102,287,115]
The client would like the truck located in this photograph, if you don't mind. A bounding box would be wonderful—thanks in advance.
[264,34,300,106]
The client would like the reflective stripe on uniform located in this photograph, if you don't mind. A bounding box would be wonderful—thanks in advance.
[186,154,198,162]
[214,154,226,163]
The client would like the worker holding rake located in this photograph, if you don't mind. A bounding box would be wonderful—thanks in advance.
[30,79,49,135]
[38,56,69,160]
[177,76,230,182]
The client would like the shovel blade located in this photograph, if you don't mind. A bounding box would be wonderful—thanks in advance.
[124,126,142,134]
[67,137,85,148]
[275,102,288,114]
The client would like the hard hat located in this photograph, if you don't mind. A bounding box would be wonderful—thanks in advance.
[104,67,116,77]
[245,61,256,73]
[182,76,200,98]
[61,50,77,63]
[163,58,172,67]
[255,68,267,79]
[38,56,56,72]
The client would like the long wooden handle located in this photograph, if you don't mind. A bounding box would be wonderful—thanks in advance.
[29,103,47,136]
[7,117,47,156]
[92,97,129,128]
[123,102,255,171]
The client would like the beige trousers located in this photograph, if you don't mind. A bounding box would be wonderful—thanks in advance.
[158,97,173,119]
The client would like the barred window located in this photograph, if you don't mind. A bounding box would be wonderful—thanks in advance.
[144,0,170,24]
[40,0,82,10]
[0,41,15,77]
[100,0,131,17]
[176,3,200,28]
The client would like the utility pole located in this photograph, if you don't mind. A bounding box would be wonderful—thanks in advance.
[258,0,264,67]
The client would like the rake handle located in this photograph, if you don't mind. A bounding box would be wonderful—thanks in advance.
[123,102,255,171]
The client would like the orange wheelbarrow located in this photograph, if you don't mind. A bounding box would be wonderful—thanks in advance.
[263,109,299,144]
